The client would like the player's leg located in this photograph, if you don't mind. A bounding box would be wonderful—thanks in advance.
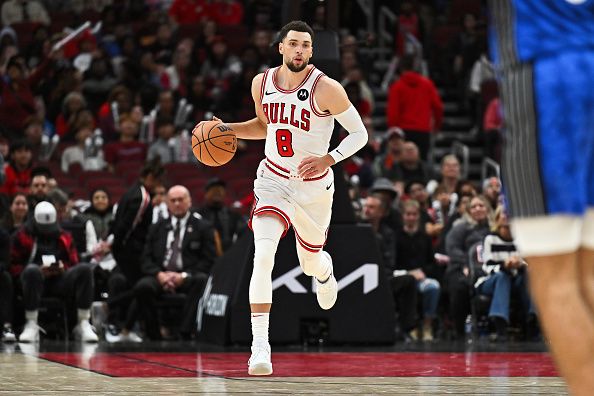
[248,214,285,376]
[502,54,594,395]
[293,187,336,310]
[526,253,594,395]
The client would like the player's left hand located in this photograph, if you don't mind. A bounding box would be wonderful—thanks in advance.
[298,154,335,179]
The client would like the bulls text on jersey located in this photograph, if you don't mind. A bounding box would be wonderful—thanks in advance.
[262,103,311,132]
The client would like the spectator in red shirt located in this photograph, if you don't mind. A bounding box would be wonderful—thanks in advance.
[483,96,503,163]
[103,114,147,173]
[168,0,211,25]
[210,0,243,26]
[0,140,33,198]
[386,55,443,161]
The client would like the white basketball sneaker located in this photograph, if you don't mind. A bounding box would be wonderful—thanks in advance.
[248,339,273,376]
[19,320,44,343]
[315,251,338,310]
[73,321,99,343]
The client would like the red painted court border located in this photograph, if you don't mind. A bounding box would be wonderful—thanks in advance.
[38,352,558,378]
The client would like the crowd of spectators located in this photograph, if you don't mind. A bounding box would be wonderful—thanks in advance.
[0,1,529,344]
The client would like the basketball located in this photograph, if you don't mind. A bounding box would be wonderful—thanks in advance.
[191,120,237,166]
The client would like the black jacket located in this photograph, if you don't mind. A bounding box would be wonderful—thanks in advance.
[111,182,153,258]
[141,212,217,277]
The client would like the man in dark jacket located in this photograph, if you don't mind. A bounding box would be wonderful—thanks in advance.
[107,159,164,337]
[133,185,217,339]
[10,201,97,342]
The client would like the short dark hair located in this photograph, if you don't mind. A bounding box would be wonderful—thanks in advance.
[140,158,165,179]
[399,54,416,72]
[278,21,314,43]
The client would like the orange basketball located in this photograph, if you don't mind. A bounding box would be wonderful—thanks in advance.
[191,120,237,166]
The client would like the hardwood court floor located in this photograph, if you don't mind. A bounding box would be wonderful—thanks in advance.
[0,341,567,395]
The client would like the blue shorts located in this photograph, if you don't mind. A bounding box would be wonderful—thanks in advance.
[499,50,594,218]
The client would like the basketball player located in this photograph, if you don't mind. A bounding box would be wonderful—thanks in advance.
[489,1,594,394]
[211,21,367,375]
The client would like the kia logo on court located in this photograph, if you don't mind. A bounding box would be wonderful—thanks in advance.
[297,89,309,101]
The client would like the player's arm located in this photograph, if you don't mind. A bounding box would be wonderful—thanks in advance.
[225,73,268,140]
[297,77,369,178]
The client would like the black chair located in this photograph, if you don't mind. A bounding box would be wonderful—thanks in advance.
[467,242,490,338]
[39,297,69,340]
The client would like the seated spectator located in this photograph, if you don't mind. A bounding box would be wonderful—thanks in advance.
[23,116,45,159]
[210,0,244,25]
[76,189,115,270]
[481,176,502,210]
[97,85,134,142]
[26,170,50,211]
[104,114,147,173]
[0,140,33,197]
[161,46,191,97]
[363,194,418,341]
[147,118,183,164]
[475,206,536,341]
[372,127,405,184]
[81,56,118,114]
[1,0,50,26]
[151,184,169,224]
[0,228,15,342]
[168,0,211,25]
[404,180,439,237]
[61,125,106,173]
[398,141,429,186]
[10,202,98,342]
[396,200,441,341]
[369,177,402,234]
[197,178,245,254]
[133,185,217,340]
[430,184,456,230]
[55,92,89,139]
[0,192,28,235]
[426,154,461,196]
[0,56,52,141]
[445,195,493,338]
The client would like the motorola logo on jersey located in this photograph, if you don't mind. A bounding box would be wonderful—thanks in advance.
[297,89,309,101]
[262,102,311,131]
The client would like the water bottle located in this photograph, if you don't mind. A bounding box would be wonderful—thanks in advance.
[465,315,473,335]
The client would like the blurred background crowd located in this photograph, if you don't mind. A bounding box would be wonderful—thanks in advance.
[0,0,529,346]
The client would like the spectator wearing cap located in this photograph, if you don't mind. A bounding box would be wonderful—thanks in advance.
[369,177,403,235]
[197,177,245,254]
[386,54,443,161]
[0,140,33,197]
[10,201,98,342]
[373,127,405,186]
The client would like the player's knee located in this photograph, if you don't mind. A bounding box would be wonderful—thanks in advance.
[299,250,326,278]
[253,238,278,274]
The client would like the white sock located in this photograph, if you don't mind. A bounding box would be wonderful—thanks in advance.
[78,309,90,322]
[251,313,269,345]
[25,310,38,323]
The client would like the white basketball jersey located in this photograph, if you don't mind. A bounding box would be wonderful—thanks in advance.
[260,65,335,175]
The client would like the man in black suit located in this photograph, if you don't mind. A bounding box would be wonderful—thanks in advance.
[106,159,164,339]
[134,185,217,339]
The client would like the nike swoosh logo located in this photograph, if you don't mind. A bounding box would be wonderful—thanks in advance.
[265,90,277,95]
[326,182,333,190]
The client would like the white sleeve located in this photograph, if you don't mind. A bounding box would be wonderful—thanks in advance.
[329,105,368,164]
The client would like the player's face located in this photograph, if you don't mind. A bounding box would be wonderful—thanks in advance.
[280,31,313,73]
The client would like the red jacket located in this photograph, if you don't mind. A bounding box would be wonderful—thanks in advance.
[387,71,443,132]
[10,224,79,277]
[0,164,31,196]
